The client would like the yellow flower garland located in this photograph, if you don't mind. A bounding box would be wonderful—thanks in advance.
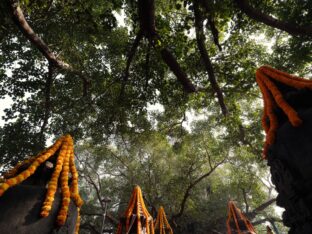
[0,134,83,233]
[154,206,173,234]
[116,185,155,234]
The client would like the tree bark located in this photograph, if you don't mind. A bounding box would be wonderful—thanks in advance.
[9,0,90,96]
[137,0,197,93]
[234,0,312,37]
[193,2,227,115]
[245,198,276,220]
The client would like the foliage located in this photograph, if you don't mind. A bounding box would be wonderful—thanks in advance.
[1,0,310,233]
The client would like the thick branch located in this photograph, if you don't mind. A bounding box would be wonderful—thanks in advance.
[160,48,197,93]
[138,0,156,38]
[137,0,197,93]
[269,219,281,234]
[246,197,276,220]
[194,2,227,115]
[10,0,90,95]
[120,31,144,98]
[207,16,222,51]
[171,157,226,221]
[198,0,222,51]
[234,0,312,37]
[10,1,70,69]
[123,31,144,83]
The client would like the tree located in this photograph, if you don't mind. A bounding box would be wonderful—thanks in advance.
[74,125,284,233]
[1,0,310,233]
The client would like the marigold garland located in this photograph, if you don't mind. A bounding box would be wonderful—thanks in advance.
[256,65,312,159]
[226,201,256,234]
[154,206,173,234]
[0,134,83,233]
[116,185,155,234]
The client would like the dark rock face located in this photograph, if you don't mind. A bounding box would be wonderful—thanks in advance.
[268,108,312,233]
[0,184,77,234]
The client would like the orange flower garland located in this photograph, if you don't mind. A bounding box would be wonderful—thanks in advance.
[266,226,274,234]
[154,206,173,234]
[256,65,312,159]
[226,201,256,234]
[0,134,83,233]
[116,185,155,234]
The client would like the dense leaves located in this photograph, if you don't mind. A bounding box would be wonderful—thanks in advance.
[1,0,311,233]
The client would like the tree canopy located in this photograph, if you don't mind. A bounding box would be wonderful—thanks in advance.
[1,0,311,233]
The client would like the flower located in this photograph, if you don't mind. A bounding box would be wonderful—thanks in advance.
[256,66,312,159]
[154,206,173,234]
[116,186,154,234]
[0,134,83,233]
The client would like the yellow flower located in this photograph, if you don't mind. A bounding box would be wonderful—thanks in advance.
[0,134,83,229]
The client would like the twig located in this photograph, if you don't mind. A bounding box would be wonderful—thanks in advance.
[171,157,226,221]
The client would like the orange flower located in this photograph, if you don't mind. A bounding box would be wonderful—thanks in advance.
[116,186,154,234]
[0,134,83,230]
[256,66,312,159]
[154,206,173,234]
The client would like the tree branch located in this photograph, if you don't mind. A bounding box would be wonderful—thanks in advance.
[246,197,277,220]
[9,0,90,96]
[160,48,197,93]
[234,0,312,37]
[241,188,249,213]
[193,2,227,116]
[199,0,222,51]
[171,157,226,221]
[144,42,151,91]
[137,0,197,93]
[123,31,144,84]
[119,30,143,99]
[207,16,222,51]
[39,62,54,141]
[138,0,157,38]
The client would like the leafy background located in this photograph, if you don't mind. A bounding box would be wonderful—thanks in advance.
[1,0,312,233]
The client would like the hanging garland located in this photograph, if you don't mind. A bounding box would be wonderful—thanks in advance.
[116,185,155,234]
[0,134,83,234]
[154,206,173,234]
[226,201,256,234]
[256,65,312,159]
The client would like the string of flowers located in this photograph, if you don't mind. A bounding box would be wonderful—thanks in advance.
[0,134,83,233]
[154,206,173,234]
[256,65,312,159]
[226,201,256,234]
[116,185,155,234]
